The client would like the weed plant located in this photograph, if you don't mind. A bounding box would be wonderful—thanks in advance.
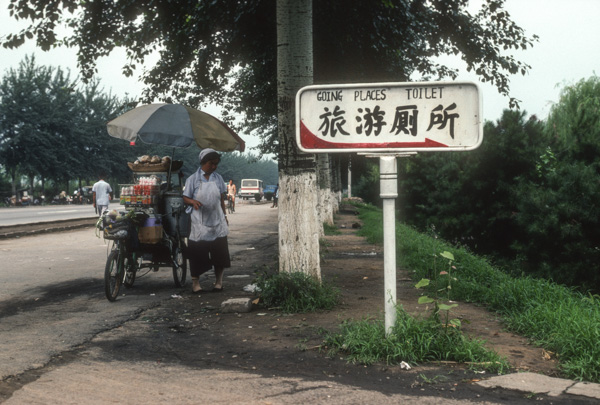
[323,222,342,235]
[255,271,340,313]
[354,203,600,383]
[324,306,509,373]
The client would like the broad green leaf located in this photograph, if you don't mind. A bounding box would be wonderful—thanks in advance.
[450,319,462,328]
[438,303,458,311]
[440,251,454,261]
[415,279,430,289]
[418,296,435,304]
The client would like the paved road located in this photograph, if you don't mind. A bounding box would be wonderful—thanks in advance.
[0,199,265,226]
[0,201,274,382]
[0,204,114,226]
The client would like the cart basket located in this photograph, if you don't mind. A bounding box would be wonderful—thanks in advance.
[103,218,132,240]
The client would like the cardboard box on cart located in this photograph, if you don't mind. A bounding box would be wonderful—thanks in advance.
[138,216,163,244]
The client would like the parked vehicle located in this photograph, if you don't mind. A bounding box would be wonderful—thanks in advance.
[73,186,93,204]
[264,185,277,201]
[239,179,264,202]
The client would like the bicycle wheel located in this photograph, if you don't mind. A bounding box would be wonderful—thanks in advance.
[172,240,187,287]
[123,253,138,289]
[104,248,124,301]
[227,197,233,214]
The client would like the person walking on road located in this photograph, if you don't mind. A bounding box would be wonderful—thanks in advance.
[227,179,236,213]
[271,184,279,208]
[183,148,231,294]
[92,174,113,217]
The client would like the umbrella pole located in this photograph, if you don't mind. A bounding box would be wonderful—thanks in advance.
[167,147,175,191]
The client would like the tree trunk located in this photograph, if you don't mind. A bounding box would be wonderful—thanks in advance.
[28,174,34,196]
[276,0,321,279]
[317,154,334,229]
[9,169,17,197]
[331,155,343,210]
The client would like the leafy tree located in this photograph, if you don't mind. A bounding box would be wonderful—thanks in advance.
[0,169,12,201]
[218,153,278,186]
[397,77,600,291]
[74,81,131,185]
[0,56,131,197]
[545,76,600,165]
[0,55,77,194]
[511,76,600,289]
[353,160,380,206]
[399,110,546,260]
[512,161,600,289]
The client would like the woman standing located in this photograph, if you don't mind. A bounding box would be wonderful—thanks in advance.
[183,148,230,293]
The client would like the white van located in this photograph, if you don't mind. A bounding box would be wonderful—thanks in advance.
[239,179,264,201]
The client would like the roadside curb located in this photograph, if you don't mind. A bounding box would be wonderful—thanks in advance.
[0,218,97,239]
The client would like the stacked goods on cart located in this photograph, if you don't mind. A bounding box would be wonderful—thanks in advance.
[127,155,183,172]
[120,175,161,207]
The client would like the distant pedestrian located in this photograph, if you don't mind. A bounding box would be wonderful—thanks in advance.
[271,184,279,208]
[92,173,113,217]
[227,179,236,212]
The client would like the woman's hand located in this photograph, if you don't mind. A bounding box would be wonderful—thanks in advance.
[183,196,202,210]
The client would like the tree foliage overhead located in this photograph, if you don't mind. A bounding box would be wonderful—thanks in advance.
[2,0,537,155]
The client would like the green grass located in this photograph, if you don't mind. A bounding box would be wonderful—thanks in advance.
[255,271,340,313]
[324,306,509,373]
[353,202,600,383]
[323,221,342,235]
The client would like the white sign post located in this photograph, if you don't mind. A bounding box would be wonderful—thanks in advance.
[296,81,482,335]
[380,154,399,332]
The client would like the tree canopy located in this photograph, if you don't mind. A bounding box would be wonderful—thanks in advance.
[2,0,537,156]
[0,56,123,191]
[0,55,277,198]
[512,76,600,289]
[384,76,600,291]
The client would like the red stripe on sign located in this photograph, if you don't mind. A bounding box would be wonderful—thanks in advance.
[299,121,448,149]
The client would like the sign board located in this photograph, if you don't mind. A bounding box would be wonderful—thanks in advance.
[296,81,482,153]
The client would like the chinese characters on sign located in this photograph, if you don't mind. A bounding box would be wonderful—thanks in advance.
[296,82,482,153]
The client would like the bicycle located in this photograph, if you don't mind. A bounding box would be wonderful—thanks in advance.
[104,239,137,301]
[227,195,234,214]
[102,206,187,302]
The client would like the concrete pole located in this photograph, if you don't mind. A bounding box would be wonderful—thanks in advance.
[347,155,352,198]
[379,156,398,335]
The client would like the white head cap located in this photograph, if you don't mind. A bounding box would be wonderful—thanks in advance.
[198,148,220,164]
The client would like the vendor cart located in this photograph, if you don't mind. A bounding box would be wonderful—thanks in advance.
[101,103,245,302]
[101,160,191,301]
